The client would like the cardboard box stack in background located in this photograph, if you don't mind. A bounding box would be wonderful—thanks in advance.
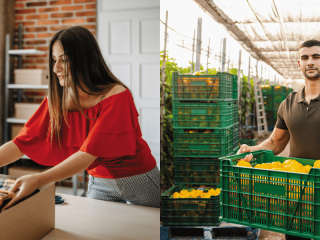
[14,69,49,85]
[14,103,41,120]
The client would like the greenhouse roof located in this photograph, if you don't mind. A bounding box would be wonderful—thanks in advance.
[194,0,320,79]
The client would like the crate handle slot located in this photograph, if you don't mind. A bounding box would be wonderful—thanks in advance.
[286,171,312,231]
[229,162,252,224]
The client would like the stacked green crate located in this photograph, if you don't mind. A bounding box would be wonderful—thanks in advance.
[232,75,239,153]
[262,85,290,129]
[161,71,236,226]
[172,72,236,169]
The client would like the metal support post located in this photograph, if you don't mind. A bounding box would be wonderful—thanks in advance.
[206,38,210,74]
[195,17,202,72]
[191,30,195,73]
[221,38,226,72]
[237,50,241,104]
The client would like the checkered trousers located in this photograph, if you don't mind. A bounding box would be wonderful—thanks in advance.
[87,166,160,208]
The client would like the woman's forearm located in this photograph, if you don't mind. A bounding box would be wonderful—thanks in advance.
[38,151,97,186]
[0,141,25,168]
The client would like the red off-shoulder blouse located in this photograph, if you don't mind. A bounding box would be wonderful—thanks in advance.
[12,89,156,179]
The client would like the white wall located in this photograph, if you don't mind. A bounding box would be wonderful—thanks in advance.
[97,0,160,169]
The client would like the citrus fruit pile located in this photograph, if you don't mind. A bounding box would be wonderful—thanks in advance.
[236,158,317,174]
[171,188,221,198]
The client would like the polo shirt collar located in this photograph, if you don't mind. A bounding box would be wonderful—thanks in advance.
[295,86,320,103]
[295,87,306,103]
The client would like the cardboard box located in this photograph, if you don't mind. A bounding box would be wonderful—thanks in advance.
[11,124,24,140]
[9,166,51,178]
[15,103,40,119]
[0,174,55,240]
[14,69,49,85]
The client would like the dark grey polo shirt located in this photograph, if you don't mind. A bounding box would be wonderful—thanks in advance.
[276,87,320,160]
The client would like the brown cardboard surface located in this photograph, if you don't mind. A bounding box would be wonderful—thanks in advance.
[0,174,55,240]
[14,68,49,85]
[43,194,160,240]
[11,124,24,140]
[15,103,41,119]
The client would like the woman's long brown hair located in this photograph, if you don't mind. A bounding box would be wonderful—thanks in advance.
[48,26,129,146]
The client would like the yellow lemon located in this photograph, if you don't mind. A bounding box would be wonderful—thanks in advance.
[314,160,320,168]
[291,165,302,173]
[291,162,302,169]
[260,163,271,169]
[270,161,283,169]
[237,160,252,168]
[283,165,292,171]
[215,189,221,195]
[254,164,263,169]
[180,189,189,194]
[283,159,298,166]
[303,165,312,173]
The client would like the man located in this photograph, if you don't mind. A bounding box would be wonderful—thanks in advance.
[238,39,320,240]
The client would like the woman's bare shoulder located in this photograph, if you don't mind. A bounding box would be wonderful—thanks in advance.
[100,85,127,101]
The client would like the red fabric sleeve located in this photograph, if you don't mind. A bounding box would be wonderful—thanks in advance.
[79,90,142,160]
[12,97,73,166]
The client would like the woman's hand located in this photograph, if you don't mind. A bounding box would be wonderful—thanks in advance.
[1,173,43,212]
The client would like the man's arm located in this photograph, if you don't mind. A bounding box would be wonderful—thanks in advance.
[237,127,290,155]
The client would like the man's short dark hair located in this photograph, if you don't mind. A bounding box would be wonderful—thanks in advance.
[299,40,320,49]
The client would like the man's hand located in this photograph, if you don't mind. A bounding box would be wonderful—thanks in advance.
[237,144,252,155]
[1,173,42,212]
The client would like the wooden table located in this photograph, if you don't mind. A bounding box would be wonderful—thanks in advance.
[43,194,160,240]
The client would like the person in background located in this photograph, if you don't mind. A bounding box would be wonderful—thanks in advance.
[237,39,320,240]
[0,26,160,210]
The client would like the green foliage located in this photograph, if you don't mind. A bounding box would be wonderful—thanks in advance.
[230,68,237,75]
[160,51,217,190]
[239,75,255,125]
[160,51,175,190]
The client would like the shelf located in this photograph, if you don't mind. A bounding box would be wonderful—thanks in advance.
[8,84,48,89]
[6,118,27,124]
[8,49,46,56]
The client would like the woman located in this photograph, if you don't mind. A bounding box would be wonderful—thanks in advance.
[1,26,159,210]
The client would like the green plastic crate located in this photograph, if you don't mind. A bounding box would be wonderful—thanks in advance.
[173,128,233,158]
[264,102,273,111]
[261,85,273,94]
[267,118,275,128]
[174,160,220,186]
[273,85,286,93]
[173,101,233,128]
[266,110,278,121]
[232,124,239,150]
[274,93,287,103]
[232,100,239,124]
[274,101,281,110]
[219,150,320,239]
[233,146,240,154]
[239,138,257,146]
[263,94,272,103]
[232,75,238,100]
[287,87,293,94]
[161,183,221,226]
[172,72,233,100]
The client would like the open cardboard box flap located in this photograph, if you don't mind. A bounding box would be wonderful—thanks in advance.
[0,174,55,240]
